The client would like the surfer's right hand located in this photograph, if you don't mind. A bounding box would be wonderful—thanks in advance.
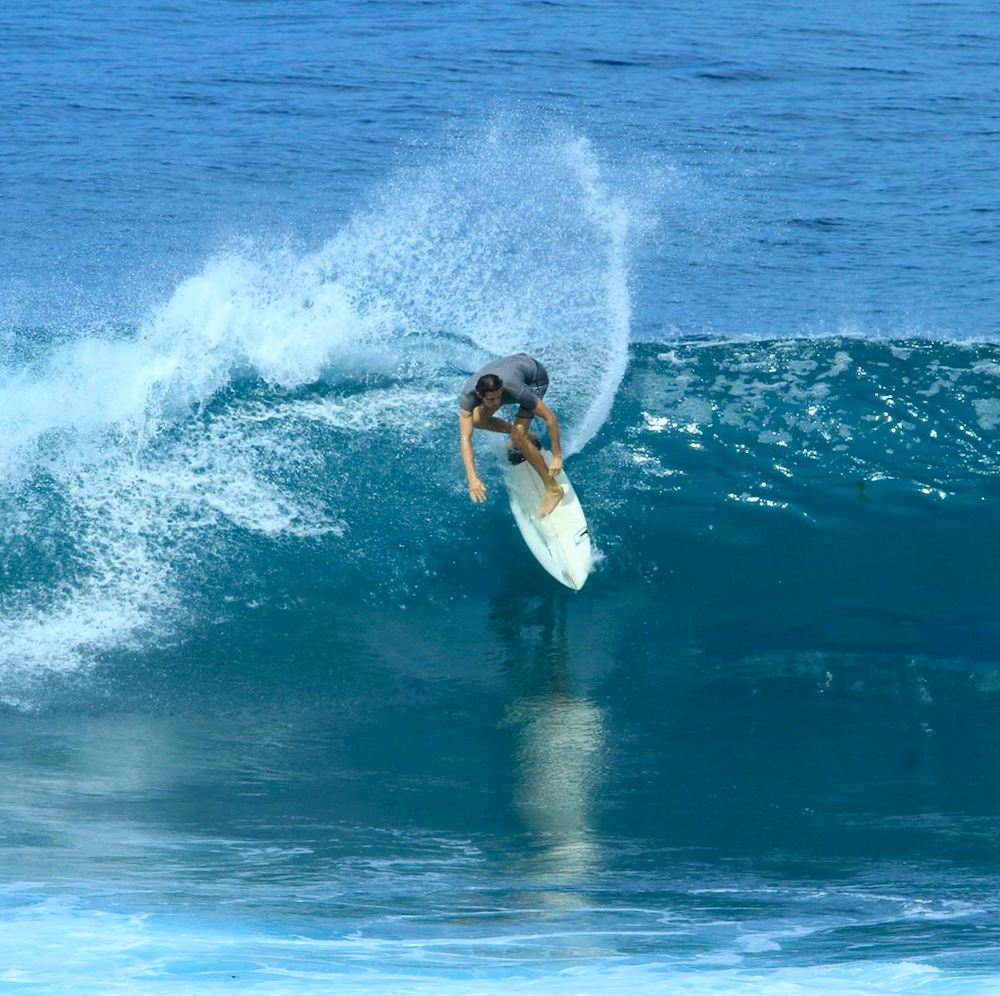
[468,477,487,503]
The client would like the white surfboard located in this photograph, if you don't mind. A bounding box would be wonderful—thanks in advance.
[503,449,593,590]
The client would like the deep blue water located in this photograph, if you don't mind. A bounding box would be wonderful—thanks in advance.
[4,2,1000,992]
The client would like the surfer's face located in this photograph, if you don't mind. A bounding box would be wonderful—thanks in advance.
[479,388,504,411]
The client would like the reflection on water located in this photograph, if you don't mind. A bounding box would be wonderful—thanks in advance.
[505,693,605,879]
[493,592,608,891]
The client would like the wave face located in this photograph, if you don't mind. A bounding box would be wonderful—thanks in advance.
[586,338,1000,659]
[5,324,1000,708]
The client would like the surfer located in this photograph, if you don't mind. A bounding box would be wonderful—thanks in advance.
[458,353,565,518]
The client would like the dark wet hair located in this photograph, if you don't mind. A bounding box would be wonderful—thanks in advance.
[476,373,503,396]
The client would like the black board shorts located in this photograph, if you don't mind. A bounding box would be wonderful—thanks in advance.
[514,359,549,421]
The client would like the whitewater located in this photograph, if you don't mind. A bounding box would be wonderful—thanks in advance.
[0,130,632,696]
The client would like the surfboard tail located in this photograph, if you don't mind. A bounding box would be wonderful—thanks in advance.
[504,451,592,590]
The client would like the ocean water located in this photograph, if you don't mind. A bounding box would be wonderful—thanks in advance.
[3,1,1000,992]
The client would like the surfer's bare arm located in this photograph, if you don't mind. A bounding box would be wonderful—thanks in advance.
[459,411,487,503]
[533,398,563,475]
[472,410,514,434]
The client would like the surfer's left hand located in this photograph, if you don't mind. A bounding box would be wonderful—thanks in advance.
[548,456,563,476]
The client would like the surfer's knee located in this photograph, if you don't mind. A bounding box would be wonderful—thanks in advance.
[510,422,528,446]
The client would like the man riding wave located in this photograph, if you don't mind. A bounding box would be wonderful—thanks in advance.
[458,353,566,518]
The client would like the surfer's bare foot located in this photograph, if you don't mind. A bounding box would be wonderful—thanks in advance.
[538,485,565,518]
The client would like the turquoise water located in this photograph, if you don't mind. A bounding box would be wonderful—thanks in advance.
[4,2,1000,992]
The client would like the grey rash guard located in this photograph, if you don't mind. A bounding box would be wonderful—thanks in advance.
[458,354,549,418]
